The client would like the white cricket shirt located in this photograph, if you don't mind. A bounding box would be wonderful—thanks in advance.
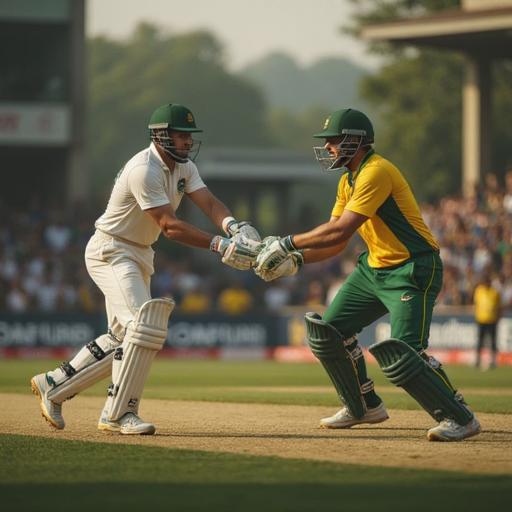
[95,143,206,246]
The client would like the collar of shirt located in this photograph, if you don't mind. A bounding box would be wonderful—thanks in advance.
[150,142,170,172]
[348,148,375,187]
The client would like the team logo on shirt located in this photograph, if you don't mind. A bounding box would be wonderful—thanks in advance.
[177,178,186,194]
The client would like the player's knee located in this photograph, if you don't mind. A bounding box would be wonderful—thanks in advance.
[304,312,355,358]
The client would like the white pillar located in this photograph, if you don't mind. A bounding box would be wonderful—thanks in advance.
[462,56,491,197]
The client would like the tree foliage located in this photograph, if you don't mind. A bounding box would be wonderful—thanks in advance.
[87,23,268,193]
[266,106,331,152]
[362,51,464,198]
[348,0,512,200]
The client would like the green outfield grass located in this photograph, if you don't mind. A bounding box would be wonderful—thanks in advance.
[1,434,511,512]
[1,359,511,413]
[2,359,511,511]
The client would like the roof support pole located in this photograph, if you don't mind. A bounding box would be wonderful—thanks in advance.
[67,0,87,204]
[462,55,491,197]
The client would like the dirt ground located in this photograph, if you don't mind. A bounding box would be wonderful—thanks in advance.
[1,392,511,475]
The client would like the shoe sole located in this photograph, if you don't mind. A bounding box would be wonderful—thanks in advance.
[320,414,389,429]
[120,426,156,436]
[97,422,121,433]
[30,378,64,430]
[98,421,155,435]
[427,427,481,442]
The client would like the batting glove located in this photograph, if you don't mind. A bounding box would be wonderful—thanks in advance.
[222,216,261,242]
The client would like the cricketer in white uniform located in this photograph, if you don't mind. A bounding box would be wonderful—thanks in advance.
[31,104,262,435]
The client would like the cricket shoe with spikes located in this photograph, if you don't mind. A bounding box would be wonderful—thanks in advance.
[320,402,389,429]
[427,417,481,442]
[98,412,156,435]
[30,373,65,430]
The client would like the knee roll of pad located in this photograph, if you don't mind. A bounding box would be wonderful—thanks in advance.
[369,338,473,425]
[305,312,366,418]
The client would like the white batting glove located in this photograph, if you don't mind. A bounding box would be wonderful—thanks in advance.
[211,235,263,270]
[255,235,298,273]
[222,216,261,242]
[255,251,304,282]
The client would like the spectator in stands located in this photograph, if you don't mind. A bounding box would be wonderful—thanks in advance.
[3,166,512,315]
[180,283,212,313]
[503,169,512,214]
[217,280,253,315]
[304,279,325,307]
[263,281,292,310]
[6,279,30,312]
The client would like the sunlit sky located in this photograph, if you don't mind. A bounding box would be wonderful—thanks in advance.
[86,0,381,70]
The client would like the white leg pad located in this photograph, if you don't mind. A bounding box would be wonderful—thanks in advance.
[108,298,175,421]
[47,333,121,403]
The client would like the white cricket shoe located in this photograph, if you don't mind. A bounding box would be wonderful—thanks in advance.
[98,412,156,435]
[30,373,65,430]
[427,417,481,442]
[320,402,389,429]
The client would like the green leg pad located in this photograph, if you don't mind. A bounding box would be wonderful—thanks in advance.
[369,338,473,425]
[305,312,366,418]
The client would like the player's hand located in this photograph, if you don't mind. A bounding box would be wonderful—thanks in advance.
[255,235,297,273]
[255,251,304,282]
[211,235,263,270]
[224,218,261,242]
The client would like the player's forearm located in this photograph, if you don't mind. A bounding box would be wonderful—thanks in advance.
[292,222,352,249]
[161,219,213,249]
[201,195,232,230]
[303,241,348,264]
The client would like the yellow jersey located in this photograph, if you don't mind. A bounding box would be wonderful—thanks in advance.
[474,285,501,324]
[331,150,439,268]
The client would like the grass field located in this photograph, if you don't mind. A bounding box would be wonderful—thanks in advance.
[1,359,511,511]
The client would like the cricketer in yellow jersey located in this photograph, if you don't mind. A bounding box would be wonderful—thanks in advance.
[31,103,262,435]
[256,108,480,442]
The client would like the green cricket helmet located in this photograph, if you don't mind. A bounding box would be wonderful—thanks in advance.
[148,104,202,163]
[313,108,374,171]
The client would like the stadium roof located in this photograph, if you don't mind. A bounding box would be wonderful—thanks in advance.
[361,7,512,58]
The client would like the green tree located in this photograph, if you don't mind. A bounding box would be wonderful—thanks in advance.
[348,0,512,199]
[361,51,464,198]
[87,23,269,196]
[267,106,331,152]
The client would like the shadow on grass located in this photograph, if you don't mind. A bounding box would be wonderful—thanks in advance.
[2,480,512,512]
[2,434,512,512]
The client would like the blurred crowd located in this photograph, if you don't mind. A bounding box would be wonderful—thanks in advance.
[2,170,512,316]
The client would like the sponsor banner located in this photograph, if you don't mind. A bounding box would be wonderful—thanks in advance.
[373,316,512,352]
[0,103,71,145]
[1,312,510,366]
[0,313,284,350]
[167,316,279,348]
[283,310,512,351]
[0,314,99,348]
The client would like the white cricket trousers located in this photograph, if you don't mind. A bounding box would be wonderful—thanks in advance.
[85,230,155,339]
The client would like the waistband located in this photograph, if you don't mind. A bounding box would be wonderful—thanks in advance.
[362,249,441,271]
[95,228,150,249]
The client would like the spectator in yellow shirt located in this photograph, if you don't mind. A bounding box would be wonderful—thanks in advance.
[217,281,253,315]
[473,274,501,369]
[180,285,212,313]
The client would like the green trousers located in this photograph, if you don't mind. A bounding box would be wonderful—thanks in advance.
[324,251,443,352]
